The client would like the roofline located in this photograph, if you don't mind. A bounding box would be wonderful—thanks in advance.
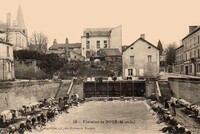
[182,26,200,40]
[81,35,110,38]
[175,45,184,50]
[123,37,158,53]
[0,41,13,46]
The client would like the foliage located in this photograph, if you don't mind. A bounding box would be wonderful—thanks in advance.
[165,43,177,65]
[15,63,47,79]
[157,40,163,55]
[14,50,63,78]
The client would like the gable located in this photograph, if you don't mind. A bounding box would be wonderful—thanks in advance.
[123,38,158,53]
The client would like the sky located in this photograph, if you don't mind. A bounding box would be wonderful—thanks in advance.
[0,0,200,49]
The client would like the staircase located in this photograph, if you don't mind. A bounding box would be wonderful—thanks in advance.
[54,79,75,99]
[158,80,173,101]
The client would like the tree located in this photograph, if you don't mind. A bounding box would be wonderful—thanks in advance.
[165,43,177,66]
[29,31,48,53]
[157,40,163,55]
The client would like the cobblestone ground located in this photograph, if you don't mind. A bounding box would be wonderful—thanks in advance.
[26,100,164,134]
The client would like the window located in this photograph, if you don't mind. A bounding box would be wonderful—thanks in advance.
[86,51,91,58]
[7,46,10,57]
[197,64,200,72]
[194,50,196,58]
[148,55,152,62]
[86,33,90,38]
[130,56,134,64]
[104,40,107,48]
[194,37,196,46]
[190,51,192,58]
[189,65,192,73]
[128,69,133,76]
[96,41,100,48]
[198,49,200,57]
[86,41,90,49]
[186,53,187,60]
[198,35,200,44]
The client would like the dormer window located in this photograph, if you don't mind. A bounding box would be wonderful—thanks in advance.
[148,46,151,49]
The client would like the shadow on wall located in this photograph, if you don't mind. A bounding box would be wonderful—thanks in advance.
[0,81,61,112]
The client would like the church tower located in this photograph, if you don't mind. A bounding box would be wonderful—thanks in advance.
[16,4,27,35]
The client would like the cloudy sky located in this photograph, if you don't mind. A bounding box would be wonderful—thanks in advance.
[0,0,200,48]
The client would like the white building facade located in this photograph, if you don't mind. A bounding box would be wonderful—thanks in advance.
[122,35,159,79]
[0,41,15,81]
[81,25,122,60]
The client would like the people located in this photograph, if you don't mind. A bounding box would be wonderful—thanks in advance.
[170,102,176,116]
[25,116,32,132]
[18,122,26,134]
[164,98,169,109]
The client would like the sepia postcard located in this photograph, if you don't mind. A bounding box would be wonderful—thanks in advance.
[0,0,200,134]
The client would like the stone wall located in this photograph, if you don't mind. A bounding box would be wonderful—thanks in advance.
[168,77,200,104]
[145,80,156,97]
[0,80,71,112]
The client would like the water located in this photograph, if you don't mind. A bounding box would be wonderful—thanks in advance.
[26,100,164,134]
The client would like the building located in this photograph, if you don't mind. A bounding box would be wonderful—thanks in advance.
[0,41,15,81]
[81,25,122,60]
[48,38,84,61]
[174,45,184,74]
[174,26,200,76]
[122,35,159,79]
[0,5,28,50]
[90,48,122,62]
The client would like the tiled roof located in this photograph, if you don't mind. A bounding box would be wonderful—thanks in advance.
[182,26,200,40]
[49,44,67,50]
[123,37,158,52]
[49,43,81,50]
[68,43,81,48]
[83,28,113,37]
[0,41,13,46]
[98,48,121,56]
[175,45,183,50]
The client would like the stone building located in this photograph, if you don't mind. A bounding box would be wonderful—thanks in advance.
[0,5,28,50]
[122,35,159,79]
[174,45,184,74]
[175,26,200,76]
[48,38,84,61]
[90,48,122,62]
[0,41,15,81]
[81,25,122,60]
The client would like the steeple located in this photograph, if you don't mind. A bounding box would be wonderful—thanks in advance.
[16,4,27,34]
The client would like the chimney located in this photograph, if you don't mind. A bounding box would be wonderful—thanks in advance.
[53,39,57,45]
[140,34,145,39]
[189,26,198,33]
[65,38,69,44]
[7,13,11,27]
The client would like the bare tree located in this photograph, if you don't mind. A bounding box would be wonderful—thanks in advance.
[29,31,48,53]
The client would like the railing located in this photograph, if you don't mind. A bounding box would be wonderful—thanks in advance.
[155,81,162,101]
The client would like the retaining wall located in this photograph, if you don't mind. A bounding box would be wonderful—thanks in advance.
[168,77,200,104]
[0,80,70,112]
